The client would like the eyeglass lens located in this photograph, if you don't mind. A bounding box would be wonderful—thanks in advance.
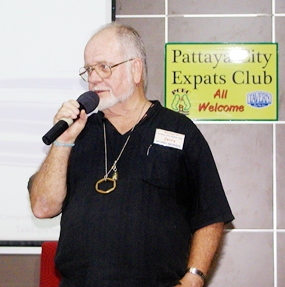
[79,59,134,82]
[80,63,111,81]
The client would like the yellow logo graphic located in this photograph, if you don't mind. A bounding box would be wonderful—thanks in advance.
[171,88,191,116]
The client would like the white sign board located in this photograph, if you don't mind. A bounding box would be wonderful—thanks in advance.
[0,0,112,244]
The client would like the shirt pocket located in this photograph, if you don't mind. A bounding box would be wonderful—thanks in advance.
[142,143,182,189]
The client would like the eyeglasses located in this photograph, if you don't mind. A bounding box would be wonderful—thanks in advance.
[79,58,134,82]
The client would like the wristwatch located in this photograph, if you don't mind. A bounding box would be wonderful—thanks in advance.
[186,267,206,282]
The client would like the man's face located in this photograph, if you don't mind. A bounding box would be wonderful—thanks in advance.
[84,30,136,111]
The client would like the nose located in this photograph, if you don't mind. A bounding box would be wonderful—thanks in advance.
[88,68,103,84]
[88,70,103,91]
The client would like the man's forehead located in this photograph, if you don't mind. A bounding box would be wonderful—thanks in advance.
[84,32,121,63]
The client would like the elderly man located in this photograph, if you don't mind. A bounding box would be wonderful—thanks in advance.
[29,22,234,287]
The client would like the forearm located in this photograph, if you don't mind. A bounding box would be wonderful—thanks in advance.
[29,101,88,218]
[177,222,224,287]
[188,222,224,274]
[29,145,72,218]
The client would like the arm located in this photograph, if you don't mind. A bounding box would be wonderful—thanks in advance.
[29,100,88,218]
[176,222,224,287]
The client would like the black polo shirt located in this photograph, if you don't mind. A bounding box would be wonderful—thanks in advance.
[55,101,234,287]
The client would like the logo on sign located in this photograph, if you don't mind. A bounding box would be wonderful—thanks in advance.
[246,91,272,108]
[171,88,191,115]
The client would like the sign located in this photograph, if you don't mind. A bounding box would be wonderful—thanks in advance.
[165,43,278,120]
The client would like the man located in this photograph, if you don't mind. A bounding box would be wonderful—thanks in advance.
[29,22,234,287]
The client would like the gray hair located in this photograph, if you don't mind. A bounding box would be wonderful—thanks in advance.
[94,22,148,92]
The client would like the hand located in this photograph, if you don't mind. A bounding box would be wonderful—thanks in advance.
[174,272,204,287]
[53,99,88,143]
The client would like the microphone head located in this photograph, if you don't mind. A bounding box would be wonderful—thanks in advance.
[77,91,99,113]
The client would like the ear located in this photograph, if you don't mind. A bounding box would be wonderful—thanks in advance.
[132,58,143,84]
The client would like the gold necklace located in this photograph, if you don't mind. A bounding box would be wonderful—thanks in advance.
[95,101,149,194]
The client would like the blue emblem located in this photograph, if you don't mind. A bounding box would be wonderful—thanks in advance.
[246,91,272,108]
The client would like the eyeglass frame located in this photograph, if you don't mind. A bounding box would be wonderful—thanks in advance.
[79,58,135,82]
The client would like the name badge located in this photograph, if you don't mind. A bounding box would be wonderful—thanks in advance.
[154,129,185,150]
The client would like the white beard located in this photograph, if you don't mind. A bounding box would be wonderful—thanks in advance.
[97,91,120,111]
[97,70,136,111]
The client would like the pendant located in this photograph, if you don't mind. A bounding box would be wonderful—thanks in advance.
[112,170,118,181]
[95,177,116,194]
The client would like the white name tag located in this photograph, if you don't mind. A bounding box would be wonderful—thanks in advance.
[153,129,185,150]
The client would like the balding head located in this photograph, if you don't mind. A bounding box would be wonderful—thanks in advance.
[87,22,148,92]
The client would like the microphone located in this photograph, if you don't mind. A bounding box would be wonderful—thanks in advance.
[42,91,99,145]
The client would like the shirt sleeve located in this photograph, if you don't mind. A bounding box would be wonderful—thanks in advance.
[183,126,234,233]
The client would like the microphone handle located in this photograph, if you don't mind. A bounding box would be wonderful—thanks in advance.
[41,91,98,146]
[42,118,73,145]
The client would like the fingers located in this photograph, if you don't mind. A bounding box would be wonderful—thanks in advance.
[54,100,80,124]
[52,100,88,144]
